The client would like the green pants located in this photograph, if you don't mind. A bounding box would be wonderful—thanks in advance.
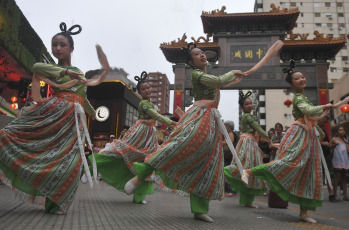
[134,162,210,213]
[45,197,60,213]
[239,193,254,205]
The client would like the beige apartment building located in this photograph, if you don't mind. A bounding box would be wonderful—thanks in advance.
[254,0,349,131]
[147,72,170,114]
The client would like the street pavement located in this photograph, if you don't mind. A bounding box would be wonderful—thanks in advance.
[0,181,348,230]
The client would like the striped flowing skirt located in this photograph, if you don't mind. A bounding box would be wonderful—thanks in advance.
[252,124,323,210]
[0,96,85,212]
[143,105,224,201]
[91,121,158,193]
[224,133,266,196]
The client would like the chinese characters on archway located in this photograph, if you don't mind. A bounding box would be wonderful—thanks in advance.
[230,45,267,63]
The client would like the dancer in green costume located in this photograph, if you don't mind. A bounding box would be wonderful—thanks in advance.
[243,60,349,223]
[224,91,272,208]
[90,72,176,204]
[0,22,110,214]
[124,43,246,223]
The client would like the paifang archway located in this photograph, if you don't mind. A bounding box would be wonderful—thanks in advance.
[160,5,346,112]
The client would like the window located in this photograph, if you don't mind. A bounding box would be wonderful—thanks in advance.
[343,68,349,73]
[330,68,337,72]
[314,2,320,7]
[325,13,332,18]
[300,2,303,6]
[342,56,348,61]
[158,103,161,106]
[337,2,343,7]
[294,23,298,28]
[301,13,304,17]
[125,103,138,127]
[301,23,304,28]
[315,13,320,17]
[338,13,344,17]
[328,34,333,38]
[159,92,162,95]
[159,76,162,79]
[339,24,345,30]
[327,23,333,29]
[159,82,162,84]
[331,57,336,61]
[315,23,321,28]
[149,82,152,85]
[340,34,346,37]
[290,2,296,7]
[280,2,286,7]
[342,46,347,50]
[158,98,161,101]
[325,2,331,7]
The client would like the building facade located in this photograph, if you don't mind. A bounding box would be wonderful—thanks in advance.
[254,0,348,132]
[255,0,349,82]
[147,72,170,114]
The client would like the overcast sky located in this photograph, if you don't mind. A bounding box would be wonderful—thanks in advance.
[16,0,255,129]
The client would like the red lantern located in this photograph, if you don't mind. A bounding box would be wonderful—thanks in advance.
[21,98,26,103]
[340,104,349,114]
[11,96,17,102]
[10,103,16,110]
[284,99,293,107]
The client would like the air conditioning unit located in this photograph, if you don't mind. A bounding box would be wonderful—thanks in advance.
[330,28,334,30]
[339,27,343,30]
[345,60,349,64]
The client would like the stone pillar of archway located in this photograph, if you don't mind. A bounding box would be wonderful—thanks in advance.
[173,64,186,112]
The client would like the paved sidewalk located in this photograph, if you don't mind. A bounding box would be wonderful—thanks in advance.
[0,182,348,230]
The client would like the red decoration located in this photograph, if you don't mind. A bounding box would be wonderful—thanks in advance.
[21,98,26,103]
[11,96,17,102]
[340,104,349,114]
[10,103,16,110]
[174,90,183,118]
[284,99,292,107]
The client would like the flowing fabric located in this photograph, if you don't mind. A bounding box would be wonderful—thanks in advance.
[0,96,88,212]
[253,123,323,211]
[224,133,266,198]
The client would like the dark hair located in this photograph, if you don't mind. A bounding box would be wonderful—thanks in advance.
[123,126,130,130]
[170,117,179,122]
[275,122,283,130]
[181,43,197,69]
[335,126,345,135]
[238,91,252,107]
[134,71,148,92]
[52,22,82,48]
[282,59,296,83]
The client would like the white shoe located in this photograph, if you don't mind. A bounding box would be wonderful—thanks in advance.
[241,169,249,185]
[300,215,317,224]
[140,200,147,204]
[81,173,88,184]
[194,213,214,223]
[124,179,139,195]
[54,208,66,215]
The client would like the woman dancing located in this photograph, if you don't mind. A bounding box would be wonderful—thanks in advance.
[125,43,246,222]
[243,60,349,223]
[224,91,270,208]
[91,72,176,204]
[0,22,110,214]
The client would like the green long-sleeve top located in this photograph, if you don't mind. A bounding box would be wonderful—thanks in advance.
[32,63,95,116]
[292,93,323,119]
[138,100,172,126]
[241,113,268,139]
[292,93,325,137]
[191,70,237,101]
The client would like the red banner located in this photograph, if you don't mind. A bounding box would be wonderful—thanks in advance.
[174,90,182,118]
[319,88,330,138]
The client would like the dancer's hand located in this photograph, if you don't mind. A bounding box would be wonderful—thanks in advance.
[232,70,246,78]
[65,70,86,84]
[170,121,177,127]
[96,44,111,72]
